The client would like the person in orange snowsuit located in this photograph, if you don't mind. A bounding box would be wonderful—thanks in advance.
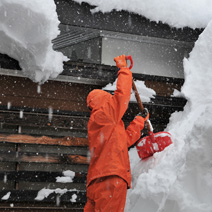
[84,55,149,212]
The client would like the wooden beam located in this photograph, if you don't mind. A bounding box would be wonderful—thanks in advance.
[0,151,90,165]
[0,134,88,146]
[0,110,89,131]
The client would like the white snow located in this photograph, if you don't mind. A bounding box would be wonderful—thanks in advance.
[103,79,156,103]
[35,188,54,201]
[56,170,76,183]
[152,143,159,151]
[70,193,77,203]
[171,89,184,98]
[0,0,68,83]
[73,0,212,29]
[125,20,212,212]
[35,171,77,201]
[154,133,172,138]
[1,192,11,200]
[137,139,146,147]
[35,188,77,201]
[56,176,73,183]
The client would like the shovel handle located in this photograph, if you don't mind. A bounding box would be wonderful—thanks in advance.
[126,55,144,111]
[132,80,145,112]
[126,55,152,133]
[132,80,152,132]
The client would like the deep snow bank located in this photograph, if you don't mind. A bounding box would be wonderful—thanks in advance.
[73,0,212,29]
[125,20,212,212]
[0,0,67,83]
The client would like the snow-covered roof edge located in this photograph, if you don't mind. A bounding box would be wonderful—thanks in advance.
[73,0,212,29]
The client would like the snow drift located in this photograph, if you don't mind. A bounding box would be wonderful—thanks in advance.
[0,0,67,83]
[125,20,212,212]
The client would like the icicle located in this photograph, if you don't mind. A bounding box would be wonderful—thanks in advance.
[7,102,11,109]
[48,107,53,122]
[19,110,23,119]
[18,126,22,134]
[56,195,60,206]
[128,14,132,27]
[87,46,91,59]
[37,84,41,94]
[4,174,7,183]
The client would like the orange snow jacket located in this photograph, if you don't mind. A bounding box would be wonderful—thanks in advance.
[86,67,145,188]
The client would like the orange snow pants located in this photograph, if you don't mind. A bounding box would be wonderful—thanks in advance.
[84,175,127,212]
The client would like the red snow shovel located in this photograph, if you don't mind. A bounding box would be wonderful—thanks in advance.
[126,55,173,159]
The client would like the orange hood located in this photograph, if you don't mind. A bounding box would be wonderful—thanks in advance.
[87,89,111,111]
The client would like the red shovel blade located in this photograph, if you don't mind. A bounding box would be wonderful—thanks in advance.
[136,131,173,159]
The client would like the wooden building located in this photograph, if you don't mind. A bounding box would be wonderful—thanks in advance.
[0,0,202,211]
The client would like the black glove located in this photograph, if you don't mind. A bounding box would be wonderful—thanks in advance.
[137,108,149,119]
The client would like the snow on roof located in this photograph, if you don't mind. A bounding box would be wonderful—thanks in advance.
[0,0,68,83]
[74,0,212,29]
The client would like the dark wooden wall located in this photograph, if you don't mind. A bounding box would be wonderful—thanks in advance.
[0,75,99,112]
[0,73,185,137]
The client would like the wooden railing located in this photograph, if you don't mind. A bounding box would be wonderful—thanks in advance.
[0,134,89,211]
